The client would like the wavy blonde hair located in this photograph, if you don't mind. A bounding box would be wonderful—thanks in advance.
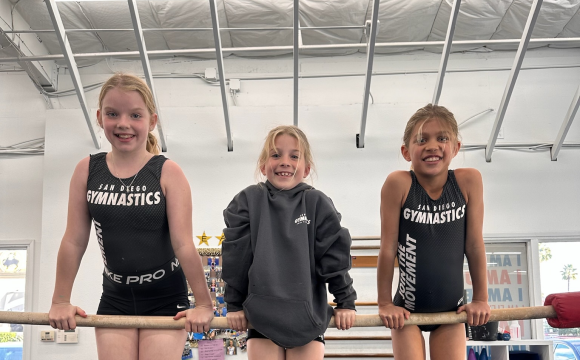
[98,73,160,154]
[256,125,315,182]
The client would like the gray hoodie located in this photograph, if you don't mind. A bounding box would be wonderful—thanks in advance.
[222,181,356,348]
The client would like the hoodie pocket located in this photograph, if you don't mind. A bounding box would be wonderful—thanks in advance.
[243,293,323,348]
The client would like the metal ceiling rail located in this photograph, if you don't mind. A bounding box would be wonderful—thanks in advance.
[356,0,380,149]
[432,0,461,105]
[45,0,100,149]
[485,0,543,162]
[2,25,366,34]
[551,83,580,161]
[293,0,299,126]
[2,37,580,63]
[209,0,233,151]
[127,0,167,152]
[0,1,55,91]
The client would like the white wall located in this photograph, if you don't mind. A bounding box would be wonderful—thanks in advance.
[1,48,579,359]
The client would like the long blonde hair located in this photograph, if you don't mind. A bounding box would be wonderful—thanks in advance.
[98,73,160,154]
[403,103,460,148]
[256,125,315,182]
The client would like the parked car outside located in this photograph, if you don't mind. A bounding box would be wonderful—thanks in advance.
[554,339,580,360]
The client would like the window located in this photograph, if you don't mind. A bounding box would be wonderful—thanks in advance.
[554,344,578,360]
[464,243,531,339]
[539,241,580,340]
[0,249,27,360]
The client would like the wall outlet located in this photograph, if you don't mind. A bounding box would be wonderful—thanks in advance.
[40,330,55,342]
[56,329,78,344]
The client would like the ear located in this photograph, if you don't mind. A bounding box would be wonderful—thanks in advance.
[452,140,461,157]
[303,165,311,178]
[149,113,158,131]
[401,145,412,162]
[96,109,103,128]
[260,164,266,176]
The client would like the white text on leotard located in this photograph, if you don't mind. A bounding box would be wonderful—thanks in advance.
[87,190,161,206]
[104,258,181,285]
[94,220,107,266]
[403,202,466,225]
[397,234,417,310]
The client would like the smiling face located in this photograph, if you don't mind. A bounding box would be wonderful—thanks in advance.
[401,117,461,177]
[97,87,157,154]
[260,133,311,190]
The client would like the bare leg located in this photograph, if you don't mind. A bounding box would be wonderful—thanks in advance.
[247,338,285,360]
[139,329,187,360]
[429,323,467,360]
[95,328,138,360]
[286,340,325,360]
[391,325,426,360]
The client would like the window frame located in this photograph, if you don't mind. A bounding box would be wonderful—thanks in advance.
[484,235,580,340]
[0,239,35,360]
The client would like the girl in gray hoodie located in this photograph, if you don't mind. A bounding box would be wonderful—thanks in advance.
[222,125,357,359]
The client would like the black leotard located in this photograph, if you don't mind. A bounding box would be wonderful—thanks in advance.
[393,170,466,331]
[87,153,188,315]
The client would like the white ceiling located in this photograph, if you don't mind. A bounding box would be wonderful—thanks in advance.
[2,0,580,65]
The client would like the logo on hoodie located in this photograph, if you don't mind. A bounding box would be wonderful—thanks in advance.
[294,213,311,225]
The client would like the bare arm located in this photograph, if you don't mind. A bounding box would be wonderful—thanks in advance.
[161,160,213,332]
[49,157,92,329]
[377,171,410,329]
[456,168,490,326]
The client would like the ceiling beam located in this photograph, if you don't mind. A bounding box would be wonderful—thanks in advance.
[209,0,233,151]
[45,0,100,149]
[2,25,367,34]
[485,0,543,162]
[432,0,461,105]
[0,0,56,91]
[127,0,167,152]
[3,37,580,63]
[293,0,299,126]
[356,0,380,149]
[551,83,580,161]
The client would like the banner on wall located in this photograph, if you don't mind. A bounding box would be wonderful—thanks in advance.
[463,243,530,338]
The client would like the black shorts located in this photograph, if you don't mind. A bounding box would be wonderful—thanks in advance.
[247,329,325,347]
[97,270,189,316]
[415,298,465,333]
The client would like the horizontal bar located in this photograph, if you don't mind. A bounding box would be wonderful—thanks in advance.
[351,245,380,250]
[0,306,558,329]
[1,25,365,34]
[324,335,391,340]
[330,301,378,306]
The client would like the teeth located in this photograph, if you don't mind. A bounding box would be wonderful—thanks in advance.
[117,134,134,139]
[425,157,440,162]
[277,172,293,177]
